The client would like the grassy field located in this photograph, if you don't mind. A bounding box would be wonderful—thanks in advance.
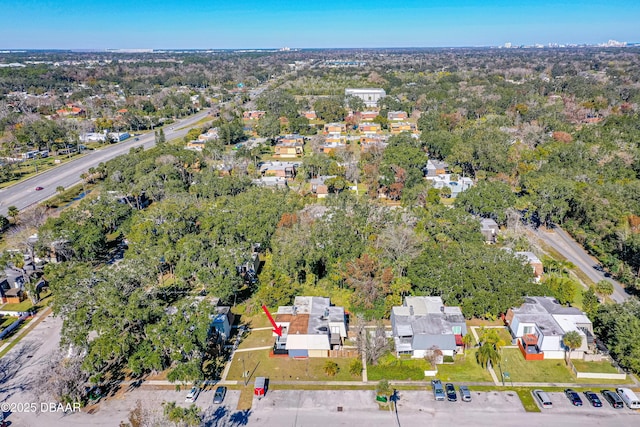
[501,349,574,383]
[226,349,359,382]
[368,354,433,381]
[572,359,619,374]
[436,350,493,382]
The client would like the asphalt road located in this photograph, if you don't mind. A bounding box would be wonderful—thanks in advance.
[532,226,630,303]
[0,109,211,217]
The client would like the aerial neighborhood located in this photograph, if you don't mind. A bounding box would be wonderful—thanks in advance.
[1,45,640,426]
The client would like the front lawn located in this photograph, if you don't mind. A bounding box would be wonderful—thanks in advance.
[367,354,433,381]
[500,349,574,383]
[436,350,493,382]
[227,349,358,382]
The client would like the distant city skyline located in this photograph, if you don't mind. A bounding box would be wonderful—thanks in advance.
[1,1,638,49]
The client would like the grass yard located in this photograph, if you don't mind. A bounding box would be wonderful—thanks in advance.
[571,359,619,374]
[226,348,359,382]
[368,354,433,381]
[436,350,493,382]
[237,329,274,350]
[1,299,34,312]
[500,349,574,383]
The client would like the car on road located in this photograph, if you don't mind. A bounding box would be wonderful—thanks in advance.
[533,390,553,408]
[431,379,445,401]
[213,386,227,404]
[564,389,583,406]
[583,391,602,407]
[35,186,44,191]
[445,383,457,402]
[185,386,200,403]
[134,137,140,141]
[459,385,471,402]
[601,390,624,408]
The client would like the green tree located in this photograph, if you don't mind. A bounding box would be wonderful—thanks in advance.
[7,205,19,222]
[562,330,583,360]
[255,114,281,140]
[455,181,516,225]
[162,401,201,427]
[56,185,65,194]
[595,280,614,297]
[582,287,599,319]
[314,97,346,123]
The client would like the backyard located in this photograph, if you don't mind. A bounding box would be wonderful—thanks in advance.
[571,359,619,374]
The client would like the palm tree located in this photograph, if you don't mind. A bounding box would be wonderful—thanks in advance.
[476,342,501,369]
[7,205,19,223]
[323,360,339,377]
[562,331,583,361]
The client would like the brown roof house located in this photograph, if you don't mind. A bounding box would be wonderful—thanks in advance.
[273,296,347,358]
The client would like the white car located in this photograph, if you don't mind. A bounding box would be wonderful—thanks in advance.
[185,386,200,403]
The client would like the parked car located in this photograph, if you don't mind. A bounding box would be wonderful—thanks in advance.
[445,383,457,402]
[564,389,583,406]
[533,390,553,408]
[583,391,602,407]
[431,379,445,401]
[213,386,227,404]
[459,385,471,402]
[601,390,624,408]
[616,387,640,409]
[185,386,200,403]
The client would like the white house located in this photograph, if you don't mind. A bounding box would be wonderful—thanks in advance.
[390,296,467,360]
[505,296,593,360]
[345,88,386,108]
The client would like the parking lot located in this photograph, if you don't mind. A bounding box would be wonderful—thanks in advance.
[536,391,639,415]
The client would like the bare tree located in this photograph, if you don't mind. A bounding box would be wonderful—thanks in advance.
[355,316,389,366]
[32,352,89,406]
[376,224,423,276]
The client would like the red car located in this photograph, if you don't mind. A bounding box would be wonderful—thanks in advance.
[35,186,44,191]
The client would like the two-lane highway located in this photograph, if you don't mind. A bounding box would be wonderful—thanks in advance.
[531,225,630,303]
[0,110,211,217]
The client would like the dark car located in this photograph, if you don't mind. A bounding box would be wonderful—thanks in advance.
[35,186,44,191]
[583,391,602,407]
[601,390,624,408]
[445,383,457,402]
[213,386,227,404]
[564,389,583,406]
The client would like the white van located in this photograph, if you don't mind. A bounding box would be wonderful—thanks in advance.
[616,388,640,409]
[533,389,553,408]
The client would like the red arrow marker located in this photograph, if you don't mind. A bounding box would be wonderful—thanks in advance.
[261,304,283,336]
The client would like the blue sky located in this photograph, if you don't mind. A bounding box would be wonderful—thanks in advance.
[1,0,638,49]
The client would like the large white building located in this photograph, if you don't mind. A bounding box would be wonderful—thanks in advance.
[345,88,386,108]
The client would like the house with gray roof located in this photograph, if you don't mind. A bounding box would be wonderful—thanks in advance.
[480,218,499,243]
[390,296,467,360]
[505,296,593,360]
[273,296,347,358]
